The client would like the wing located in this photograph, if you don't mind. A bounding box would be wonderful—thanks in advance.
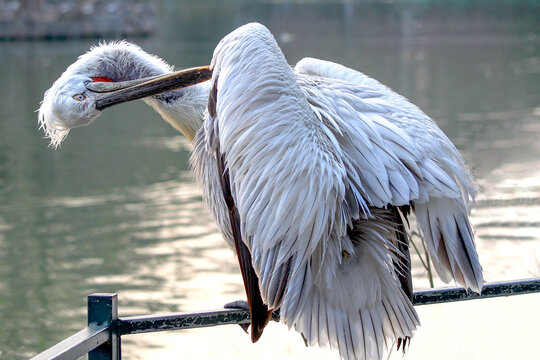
[295,57,483,292]
[295,57,478,207]
[191,75,273,342]
[201,23,420,360]
[216,146,272,343]
[205,24,351,311]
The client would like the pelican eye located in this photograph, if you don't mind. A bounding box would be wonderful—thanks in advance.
[73,94,86,101]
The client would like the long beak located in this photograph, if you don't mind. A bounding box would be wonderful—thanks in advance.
[87,66,212,111]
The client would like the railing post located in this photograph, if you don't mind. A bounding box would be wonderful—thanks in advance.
[88,293,120,360]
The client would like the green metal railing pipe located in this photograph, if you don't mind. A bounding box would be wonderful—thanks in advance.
[31,278,540,360]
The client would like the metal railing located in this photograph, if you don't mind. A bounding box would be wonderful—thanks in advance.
[30,278,540,360]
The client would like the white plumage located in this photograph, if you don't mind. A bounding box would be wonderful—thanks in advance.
[38,22,483,360]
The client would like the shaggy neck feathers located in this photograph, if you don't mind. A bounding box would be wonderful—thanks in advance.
[77,41,208,141]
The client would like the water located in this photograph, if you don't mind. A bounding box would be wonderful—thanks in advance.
[0,1,539,359]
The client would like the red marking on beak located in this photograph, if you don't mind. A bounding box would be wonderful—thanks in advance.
[91,77,113,82]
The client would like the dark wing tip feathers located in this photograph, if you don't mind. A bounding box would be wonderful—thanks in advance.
[211,78,272,343]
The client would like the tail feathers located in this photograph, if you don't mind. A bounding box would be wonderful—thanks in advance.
[415,197,484,292]
[285,278,419,360]
[279,240,419,360]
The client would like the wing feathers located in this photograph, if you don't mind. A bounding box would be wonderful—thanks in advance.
[295,56,483,295]
[415,197,483,292]
[211,72,272,343]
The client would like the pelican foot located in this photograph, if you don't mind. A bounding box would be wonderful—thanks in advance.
[224,300,250,311]
[224,299,281,325]
[224,300,251,333]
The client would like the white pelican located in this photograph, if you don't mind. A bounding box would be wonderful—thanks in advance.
[38,23,483,360]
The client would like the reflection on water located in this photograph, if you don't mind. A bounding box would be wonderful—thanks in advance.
[0,1,539,359]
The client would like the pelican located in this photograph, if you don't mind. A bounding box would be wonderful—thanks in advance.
[38,23,483,360]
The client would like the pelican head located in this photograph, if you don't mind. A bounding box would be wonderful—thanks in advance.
[39,73,104,147]
[38,41,211,148]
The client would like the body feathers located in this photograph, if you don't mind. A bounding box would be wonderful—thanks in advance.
[192,23,483,360]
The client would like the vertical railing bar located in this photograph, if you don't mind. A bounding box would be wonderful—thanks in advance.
[88,293,119,360]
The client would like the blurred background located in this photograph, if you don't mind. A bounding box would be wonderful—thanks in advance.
[0,0,539,359]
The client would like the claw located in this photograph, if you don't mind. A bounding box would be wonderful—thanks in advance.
[238,323,250,333]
